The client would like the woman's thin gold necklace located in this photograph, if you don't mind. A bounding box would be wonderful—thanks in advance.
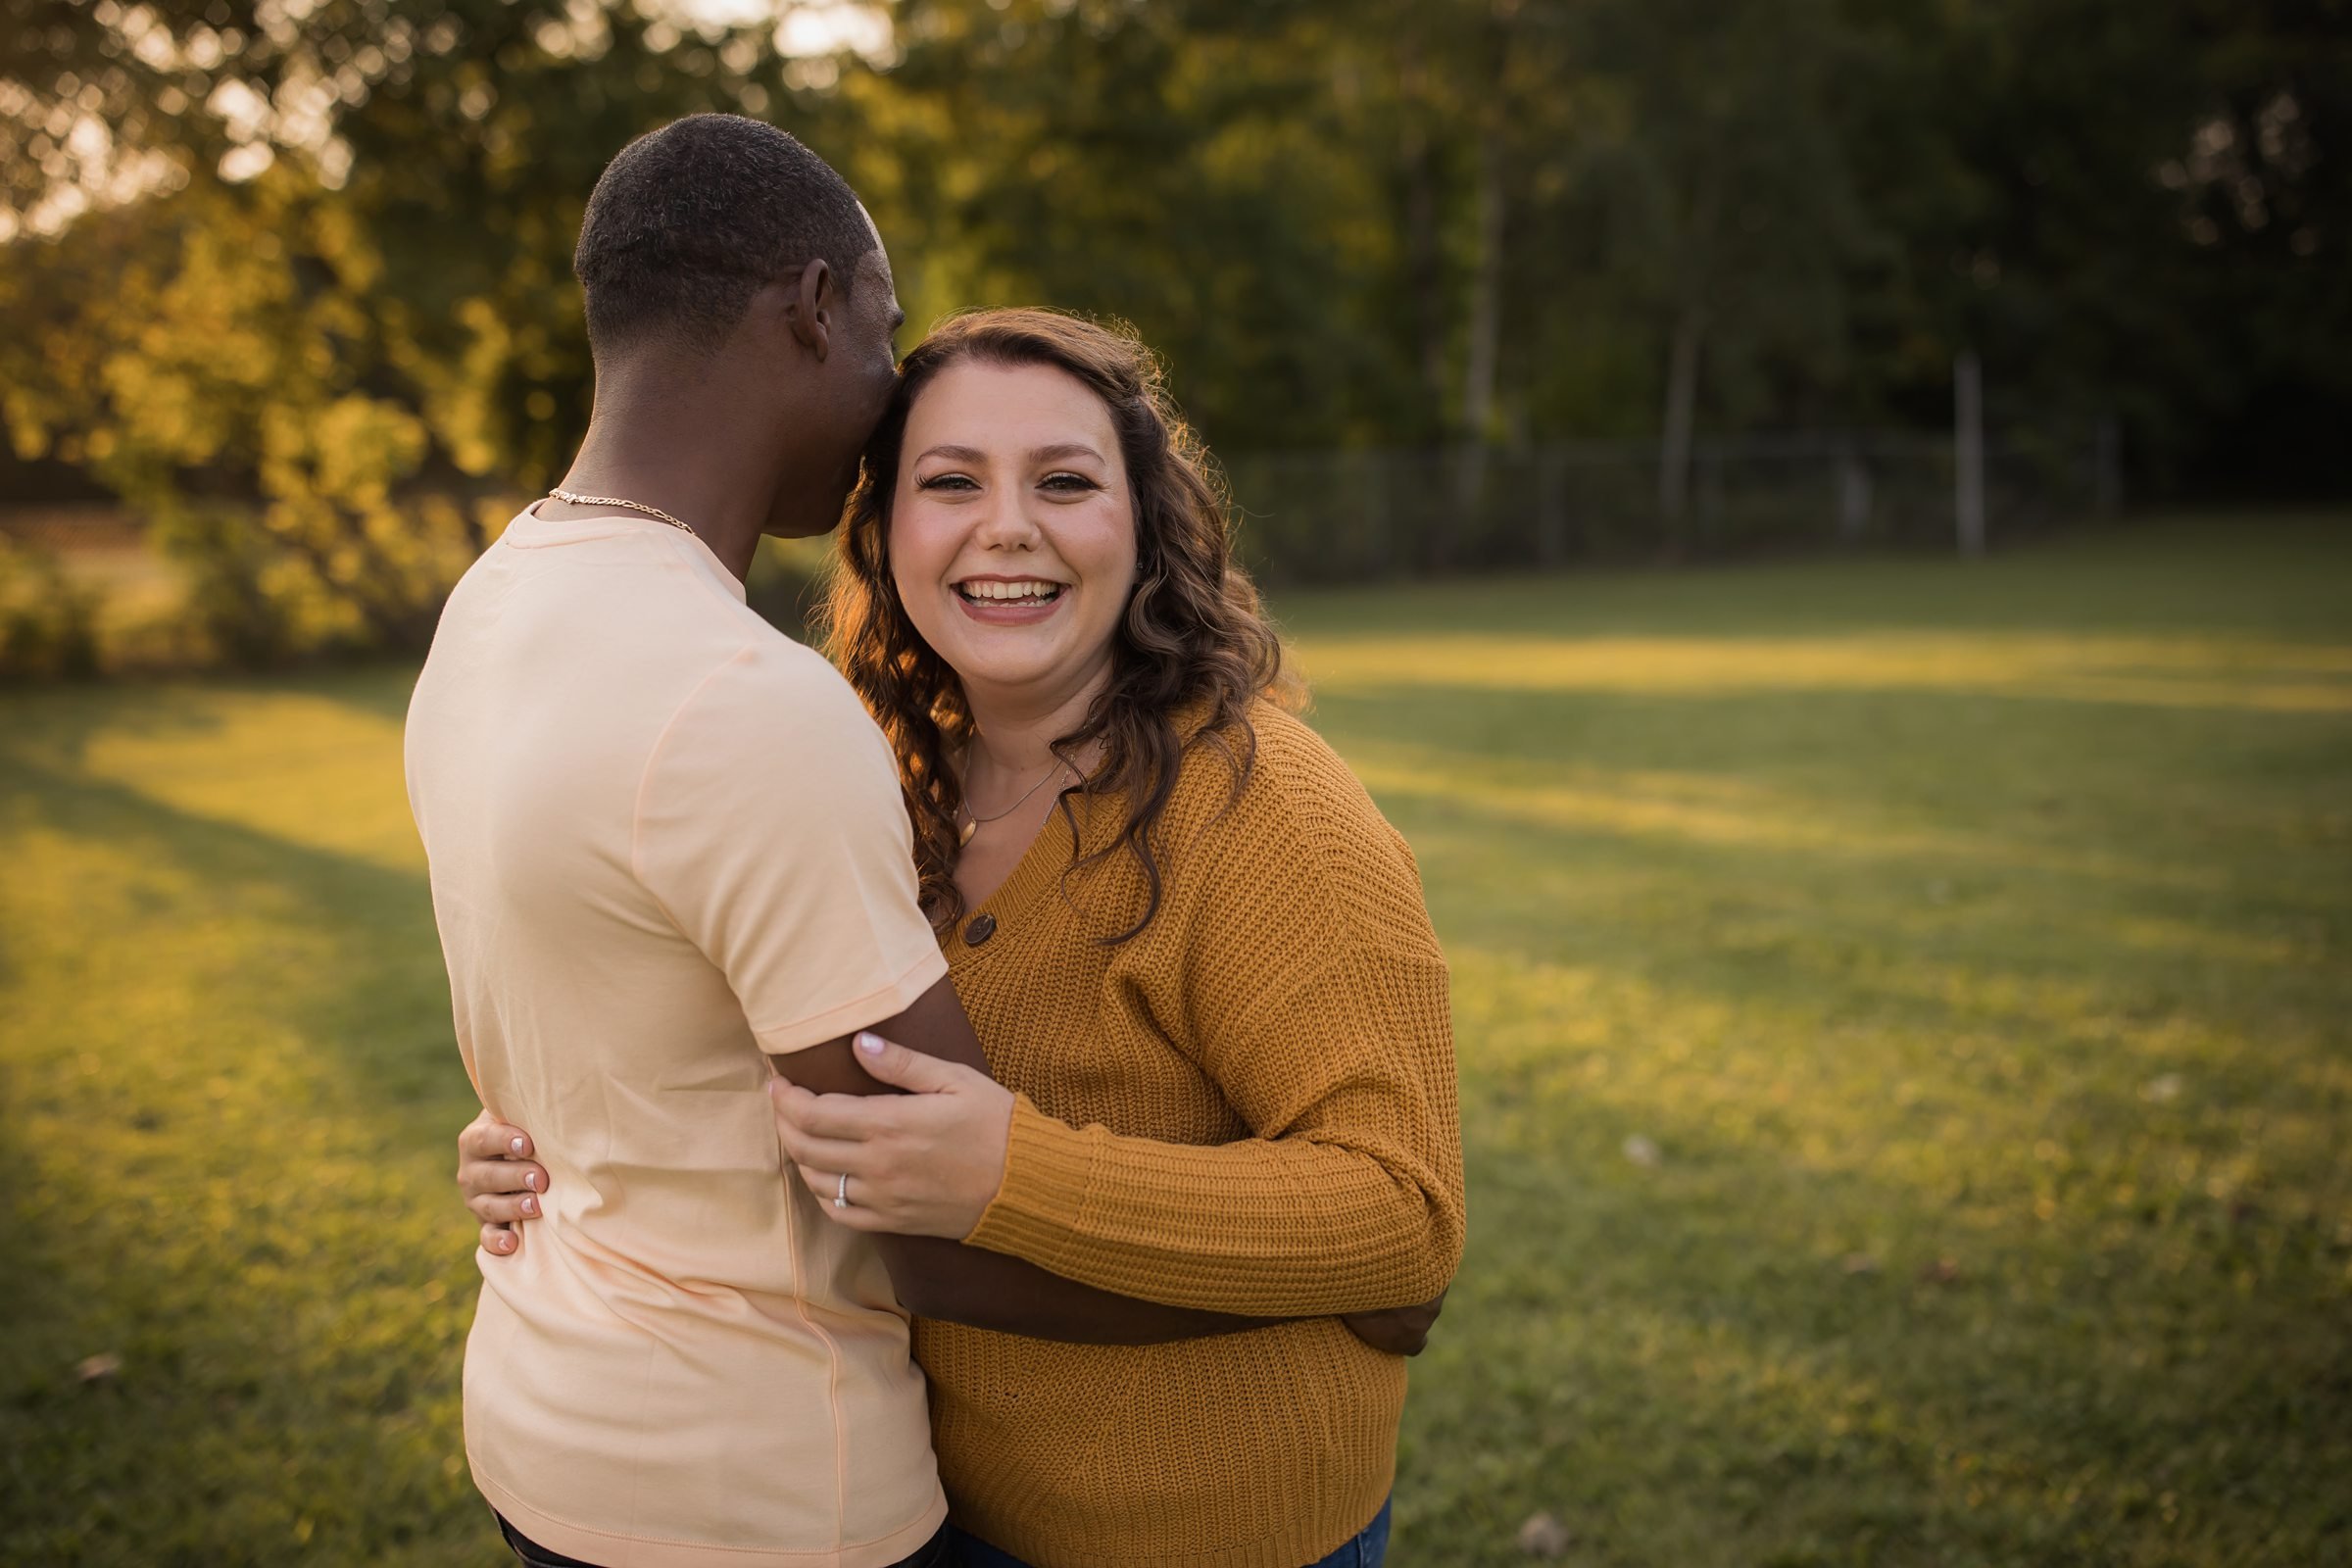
[545,487,696,535]
[957,760,1069,847]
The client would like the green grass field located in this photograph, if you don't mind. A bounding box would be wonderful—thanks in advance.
[4,517,2348,1566]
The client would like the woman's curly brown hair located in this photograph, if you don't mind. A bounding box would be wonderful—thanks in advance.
[813,308,1297,942]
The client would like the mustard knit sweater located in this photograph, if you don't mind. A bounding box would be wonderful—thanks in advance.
[917,702,1467,1568]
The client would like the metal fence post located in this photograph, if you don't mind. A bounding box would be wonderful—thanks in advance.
[1838,441,1872,545]
[1697,442,1724,549]
[1359,448,1392,577]
[1536,448,1568,568]
[1955,352,1986,558]
[2094,415,2122,518]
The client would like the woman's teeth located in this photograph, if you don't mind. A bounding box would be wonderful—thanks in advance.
[957,580,1063,603]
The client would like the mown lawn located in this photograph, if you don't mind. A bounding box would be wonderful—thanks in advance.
[4,516,2348,1566]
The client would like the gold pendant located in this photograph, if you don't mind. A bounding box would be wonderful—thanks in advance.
[958,817,976,846]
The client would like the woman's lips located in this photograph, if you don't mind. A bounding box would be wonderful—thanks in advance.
[952,581,1067,627]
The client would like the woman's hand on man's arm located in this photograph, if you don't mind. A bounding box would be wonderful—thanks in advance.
[768,978,1291,1345]
[771,1030,1451,1356]
[768,1028,1013,1241]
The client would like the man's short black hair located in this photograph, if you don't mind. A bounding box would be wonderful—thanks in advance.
[574,114,877,356]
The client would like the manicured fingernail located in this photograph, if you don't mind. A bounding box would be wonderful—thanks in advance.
[523,1170,540,1191]
[509,1137,525,1154]
[492,1235,513,1252]
[856,1032,884,1056]
[519,1196,538,1216]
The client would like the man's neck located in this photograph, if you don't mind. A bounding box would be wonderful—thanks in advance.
[555,359,787,583]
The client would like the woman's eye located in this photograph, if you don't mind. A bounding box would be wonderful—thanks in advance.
[1041,472,1100,493]
[915,473,978,493]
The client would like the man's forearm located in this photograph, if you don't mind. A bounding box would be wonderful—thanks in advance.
[876,1234,1280,1344]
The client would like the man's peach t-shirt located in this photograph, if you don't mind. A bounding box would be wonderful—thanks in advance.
[405,510,950,1568]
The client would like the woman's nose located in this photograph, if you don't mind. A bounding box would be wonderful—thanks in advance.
[972,489,1042,551]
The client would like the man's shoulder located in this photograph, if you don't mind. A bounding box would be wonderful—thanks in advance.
[681,629,870,729]
[653,634,897,813]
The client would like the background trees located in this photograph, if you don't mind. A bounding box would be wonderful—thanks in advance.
[0,0,2342,660]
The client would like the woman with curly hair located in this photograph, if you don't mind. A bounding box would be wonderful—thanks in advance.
[459,309,1463,1568]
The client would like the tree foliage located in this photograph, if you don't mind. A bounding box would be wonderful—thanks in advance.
[0,0,2341,661]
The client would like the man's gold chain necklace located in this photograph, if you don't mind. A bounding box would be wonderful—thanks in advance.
[545,487,696,535]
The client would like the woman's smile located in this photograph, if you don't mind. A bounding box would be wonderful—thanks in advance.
[952,572,1071,625]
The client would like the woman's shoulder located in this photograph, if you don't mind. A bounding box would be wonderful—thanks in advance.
[1165,697,1354,819]
[1232,699,1382,818]
[1165,699,1434,935]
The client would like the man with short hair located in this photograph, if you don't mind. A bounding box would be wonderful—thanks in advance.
[406,116,1257,1568]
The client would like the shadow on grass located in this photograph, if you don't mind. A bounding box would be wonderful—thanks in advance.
[0,752,452,1098]
[7,523,2348,1565]
[1410,1066,2352,1563]
[0,740,496,1566]
[1295,677,2352,1561]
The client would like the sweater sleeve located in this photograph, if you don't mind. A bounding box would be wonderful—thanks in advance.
[961,734,1467,1316]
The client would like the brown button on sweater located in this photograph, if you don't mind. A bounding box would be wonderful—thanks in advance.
[914,701,1466,1568]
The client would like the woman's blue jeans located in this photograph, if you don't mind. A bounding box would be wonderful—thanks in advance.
[952,1496,1392,1568]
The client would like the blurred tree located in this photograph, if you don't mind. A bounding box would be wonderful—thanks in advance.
[864,0,1421,447]
[0,0,2343,670]
[1561,0,1881,548]
[0,0,799,659]
[1838,0,2348,493]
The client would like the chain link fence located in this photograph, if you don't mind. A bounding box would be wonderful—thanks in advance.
[3,428,2114,602]
[1222,430,2115,584]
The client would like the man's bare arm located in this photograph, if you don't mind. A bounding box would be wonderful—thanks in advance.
[768,976,1280,1343]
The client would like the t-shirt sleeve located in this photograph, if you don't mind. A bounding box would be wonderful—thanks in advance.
[631,645,947,1054]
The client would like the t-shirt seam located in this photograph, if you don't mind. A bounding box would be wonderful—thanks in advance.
[662,523,767,619]
[748,947,947,1052]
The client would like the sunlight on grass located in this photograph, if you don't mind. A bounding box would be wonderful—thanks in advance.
[1,671,483,1567]
[5,524,2349,1566]
[56,689,421,871]
[1299,632,2352,713]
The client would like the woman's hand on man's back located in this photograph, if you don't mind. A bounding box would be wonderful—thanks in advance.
[457,1107,548,1255]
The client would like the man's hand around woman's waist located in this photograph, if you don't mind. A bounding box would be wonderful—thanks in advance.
[453,1061,1449,1354]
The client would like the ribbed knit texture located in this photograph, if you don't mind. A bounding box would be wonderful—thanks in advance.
[917,702,1466,1568]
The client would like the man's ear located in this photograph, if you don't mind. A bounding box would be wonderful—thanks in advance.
[782,260,834,363]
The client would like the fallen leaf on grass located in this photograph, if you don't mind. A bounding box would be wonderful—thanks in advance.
[75,1353,122,1384]
[1621,1135,1661,1168]
[2141,1073,2184,1103]
[1516,1511,1574,1557]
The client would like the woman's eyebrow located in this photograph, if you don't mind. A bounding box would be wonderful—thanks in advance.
[913,444,988,466]
[1029,443,1105,466]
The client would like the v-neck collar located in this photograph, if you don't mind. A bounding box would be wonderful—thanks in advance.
[941,784,1119,964]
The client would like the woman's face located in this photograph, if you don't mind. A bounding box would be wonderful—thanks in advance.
[888,359,1140,708]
